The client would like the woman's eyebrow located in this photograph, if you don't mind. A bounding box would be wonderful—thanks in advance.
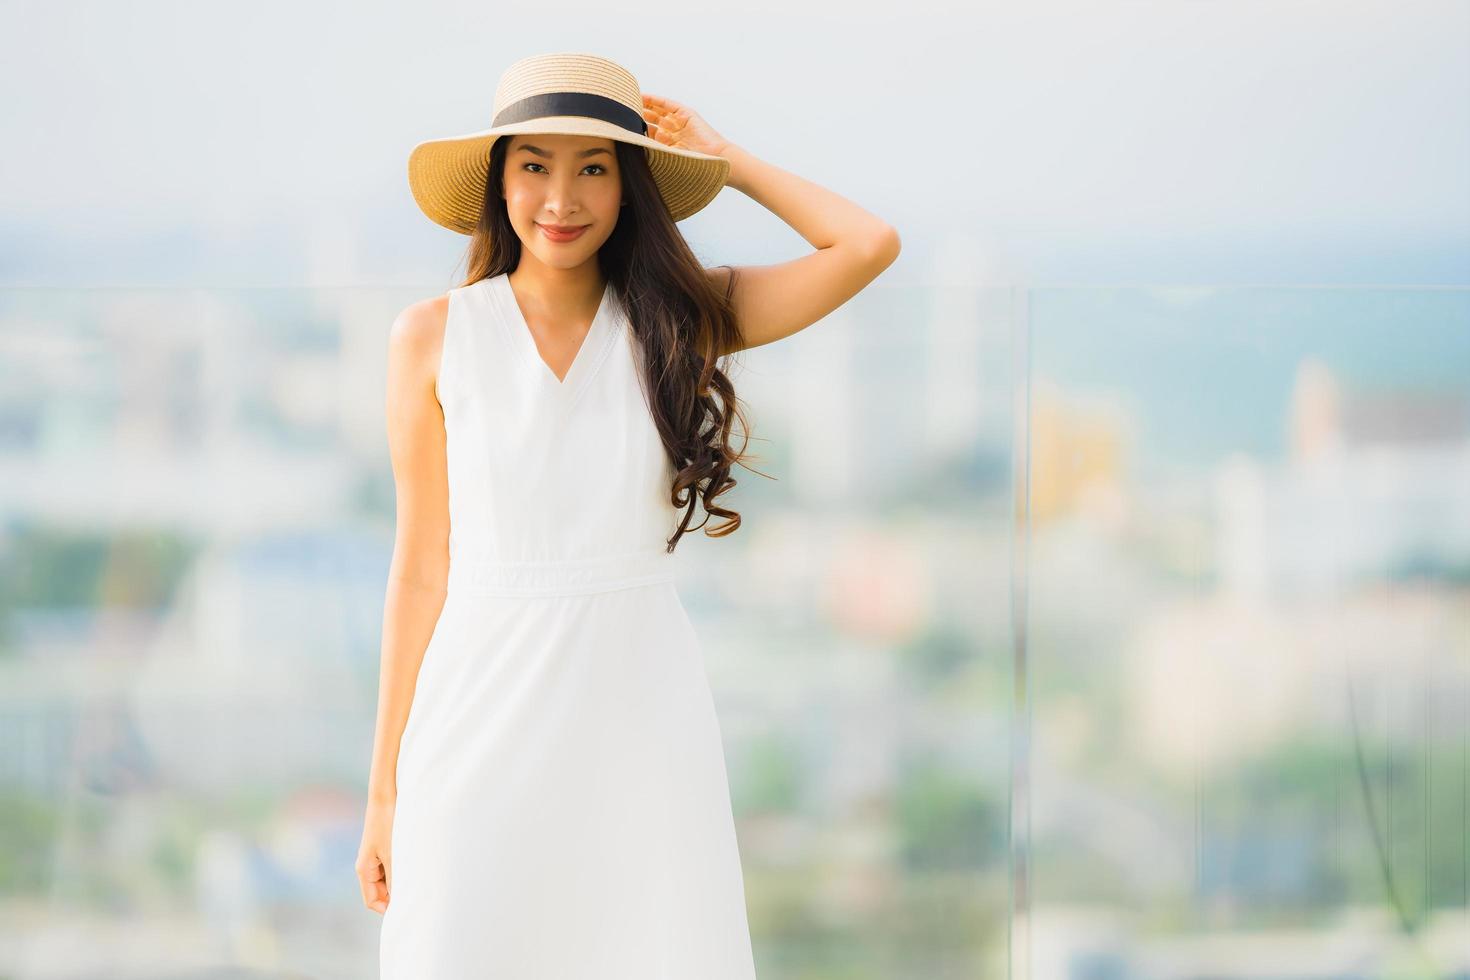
[514,144,612,158]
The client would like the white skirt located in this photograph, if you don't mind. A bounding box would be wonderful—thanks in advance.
[379,554,757,978]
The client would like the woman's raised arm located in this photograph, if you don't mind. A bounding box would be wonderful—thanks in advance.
[642,92,901,356]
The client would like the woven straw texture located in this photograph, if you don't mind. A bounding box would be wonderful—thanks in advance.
[408,52,730,234]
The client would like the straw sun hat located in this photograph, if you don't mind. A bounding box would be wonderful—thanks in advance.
[407,52,732,235]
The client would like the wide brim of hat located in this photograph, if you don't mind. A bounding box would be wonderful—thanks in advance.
[407,116,731,235]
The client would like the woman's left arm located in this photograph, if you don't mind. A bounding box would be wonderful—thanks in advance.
[643,94,901,356]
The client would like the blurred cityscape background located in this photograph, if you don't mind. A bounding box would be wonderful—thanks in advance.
[1,0,1467,978]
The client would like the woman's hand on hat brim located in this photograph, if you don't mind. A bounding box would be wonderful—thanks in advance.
[641,93,732,159]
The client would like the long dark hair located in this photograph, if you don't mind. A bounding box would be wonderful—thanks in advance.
[455,135,767,553]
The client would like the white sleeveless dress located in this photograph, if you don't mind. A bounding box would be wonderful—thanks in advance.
[378,272,758,978]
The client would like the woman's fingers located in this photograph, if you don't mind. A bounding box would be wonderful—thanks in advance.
[642,93,708,150]
[367,875,388,913]
[357,852,390,913]
[642,94,686,121]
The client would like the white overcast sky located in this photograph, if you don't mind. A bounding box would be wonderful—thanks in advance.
[1,0,1465,287]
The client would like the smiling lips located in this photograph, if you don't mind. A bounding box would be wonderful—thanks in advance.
[537,222,589,243]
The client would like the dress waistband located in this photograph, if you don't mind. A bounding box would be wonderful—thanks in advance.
[445,548,677,597]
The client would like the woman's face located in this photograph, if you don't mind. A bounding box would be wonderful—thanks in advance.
[501,133,623,270]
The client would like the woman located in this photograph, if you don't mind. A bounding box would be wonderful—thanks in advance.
[361,51,899,977]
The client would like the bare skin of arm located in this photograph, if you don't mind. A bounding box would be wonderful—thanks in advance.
[640,93,902,357]
[356,293,451,915]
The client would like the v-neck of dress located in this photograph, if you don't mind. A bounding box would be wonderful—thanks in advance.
[498,273,615,397]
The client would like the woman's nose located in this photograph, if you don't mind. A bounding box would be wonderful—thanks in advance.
[542,183,581,216]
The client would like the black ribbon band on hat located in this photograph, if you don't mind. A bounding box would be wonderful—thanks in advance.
[493,92,649,137]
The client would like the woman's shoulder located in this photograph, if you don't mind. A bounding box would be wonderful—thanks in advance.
[394,291,451,331]
[388,292,451,374]
[705,264,734,296]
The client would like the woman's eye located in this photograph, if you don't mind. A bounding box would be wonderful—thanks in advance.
[523,163,607,175]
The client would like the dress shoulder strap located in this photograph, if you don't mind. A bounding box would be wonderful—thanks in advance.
[436,277,500,411]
